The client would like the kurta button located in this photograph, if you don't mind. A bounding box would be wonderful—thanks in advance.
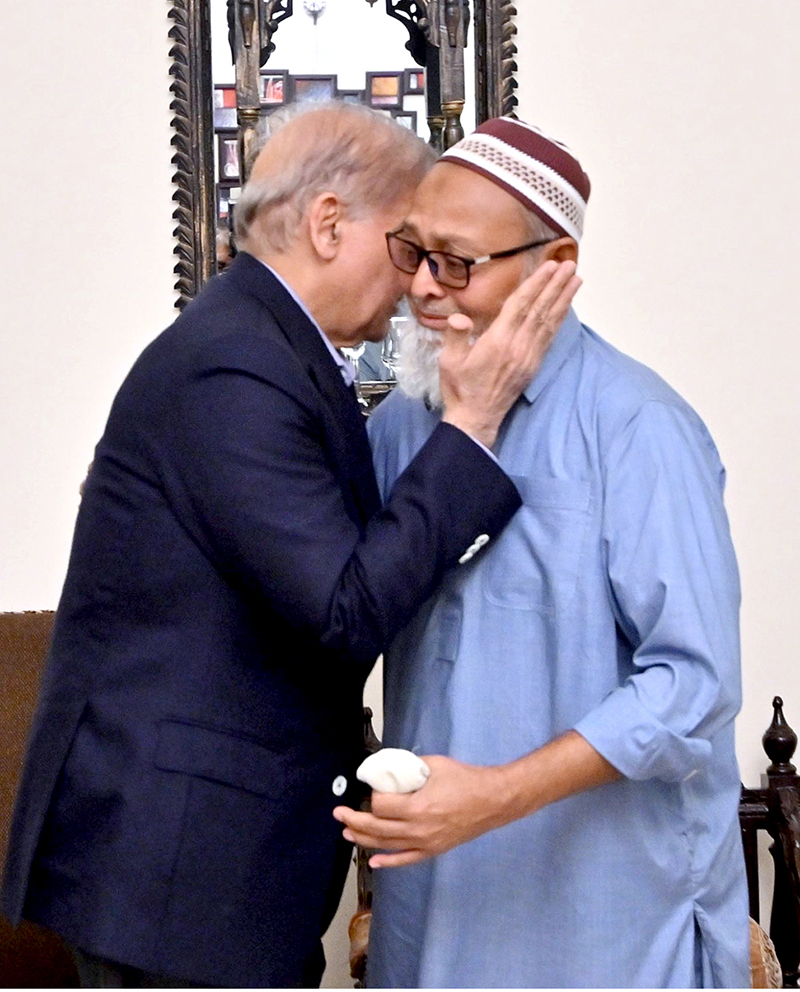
[332,775,347,796]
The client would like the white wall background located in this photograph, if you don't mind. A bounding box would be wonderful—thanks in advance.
[512,0,800,791]
[1,0,798,987]
[0,0,177,611]
[211,0,418,87]
[512,0,800,937]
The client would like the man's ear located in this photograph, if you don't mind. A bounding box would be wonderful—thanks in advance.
[543,236,579,266]
[308,192,344,261]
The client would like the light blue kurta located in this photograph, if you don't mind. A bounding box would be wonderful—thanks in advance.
[365,311,750,989]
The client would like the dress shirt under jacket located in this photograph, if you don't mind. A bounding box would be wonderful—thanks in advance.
[259,260,356,387]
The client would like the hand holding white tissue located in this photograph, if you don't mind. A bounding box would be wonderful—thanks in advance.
[356,748,431,794]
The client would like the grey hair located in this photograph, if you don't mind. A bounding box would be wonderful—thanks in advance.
[522,206,558,243]
[235,101,435,254]
[518,205,559,276]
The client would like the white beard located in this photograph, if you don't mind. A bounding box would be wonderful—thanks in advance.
[395,316,444,409]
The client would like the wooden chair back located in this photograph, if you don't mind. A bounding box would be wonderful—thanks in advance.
[0,610,79,987]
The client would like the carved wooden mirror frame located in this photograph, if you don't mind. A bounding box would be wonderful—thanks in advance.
[167,0,519,310]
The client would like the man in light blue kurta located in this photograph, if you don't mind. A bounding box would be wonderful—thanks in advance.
[334,118,749,988]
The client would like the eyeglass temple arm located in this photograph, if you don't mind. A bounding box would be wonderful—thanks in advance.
[473,238,555,265]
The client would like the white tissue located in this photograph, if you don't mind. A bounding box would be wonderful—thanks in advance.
[356,748,431,794]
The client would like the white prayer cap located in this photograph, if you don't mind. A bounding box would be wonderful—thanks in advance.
[439,116,591,242]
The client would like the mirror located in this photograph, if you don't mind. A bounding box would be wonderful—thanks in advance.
[167,0,519,398]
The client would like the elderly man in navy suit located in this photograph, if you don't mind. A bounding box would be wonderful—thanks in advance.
[2,104,579,988]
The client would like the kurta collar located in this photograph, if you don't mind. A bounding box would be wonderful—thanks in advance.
[521,307,582,405]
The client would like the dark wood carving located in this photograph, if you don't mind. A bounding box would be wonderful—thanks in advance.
[349,707,383,986]
[384,0,431,67]
[382,1,469,149]
[740,696,800,988]
[436,0,469,147]
[260,1,295,64]
[168,0,216,309]
[771,784,800,987]
[474,0,517,121]
[167,1,518,308]
[764,696,798,776]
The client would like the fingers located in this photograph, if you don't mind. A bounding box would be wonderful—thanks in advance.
[339,814,430,869]
[486,260,578,348]
[500,264,581,377]
[523,268,581,335]
[341,820,415,851]
[370,791,420,818]
[553,273,582,319]
[334,801,437,859]
[333,807,410,845]
[489,259,559,337]
[439,313,475,373]
[515,260,578,334]
[447,313,474,334]
[369,849,427,869]
[334,793,414,822]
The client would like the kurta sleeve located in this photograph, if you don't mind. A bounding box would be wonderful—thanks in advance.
[573,399,741,782]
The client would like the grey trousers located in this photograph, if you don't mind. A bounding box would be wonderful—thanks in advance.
[70,947,210,988]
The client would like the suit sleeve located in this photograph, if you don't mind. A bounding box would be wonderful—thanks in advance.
[163,358,521,670]
[573,400,742,782]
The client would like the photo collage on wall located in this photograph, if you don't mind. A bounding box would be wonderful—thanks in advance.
[214,68,426,241]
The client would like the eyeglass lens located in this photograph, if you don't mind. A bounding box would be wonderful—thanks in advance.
[390,237,422,274]
[388,236,470,289]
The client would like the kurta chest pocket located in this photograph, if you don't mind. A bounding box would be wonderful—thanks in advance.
[483,476,592,613]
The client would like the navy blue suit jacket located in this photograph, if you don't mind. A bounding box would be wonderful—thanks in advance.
[2,253,520,987]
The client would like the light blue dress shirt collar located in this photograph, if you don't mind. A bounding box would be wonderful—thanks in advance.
[258,259,356,387]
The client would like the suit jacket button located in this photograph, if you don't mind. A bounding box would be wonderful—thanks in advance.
[332,775,348,796]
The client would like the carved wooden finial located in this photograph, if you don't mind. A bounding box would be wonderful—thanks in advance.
[363,706,382,755]
[763,696,798,776]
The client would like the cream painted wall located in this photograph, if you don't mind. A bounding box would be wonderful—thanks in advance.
[2,0,797,987]
[0,0,177,611]
[512,0,800,792]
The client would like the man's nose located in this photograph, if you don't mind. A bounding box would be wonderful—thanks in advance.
[410,257,446,300]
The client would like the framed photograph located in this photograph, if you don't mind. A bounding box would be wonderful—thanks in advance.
[366,71,403,108]
[213,84,237,129]
[291,74,337,104]
[403,68,425,95]
[259,70,288,105]
[336,89,366,106]
[217,184,233,224]
[392,110,418,131]
[217,132,240,182]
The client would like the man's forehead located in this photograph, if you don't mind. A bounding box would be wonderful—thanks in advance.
[403,164,521,247]
[400,215,479,248]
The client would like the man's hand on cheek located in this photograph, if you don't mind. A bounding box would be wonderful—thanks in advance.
[439,259,581,448]
[332,755,513,868]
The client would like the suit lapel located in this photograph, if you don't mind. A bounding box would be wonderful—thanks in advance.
[227,253,380,524]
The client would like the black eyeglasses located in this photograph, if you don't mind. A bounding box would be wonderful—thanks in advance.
[385,230,554,289]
